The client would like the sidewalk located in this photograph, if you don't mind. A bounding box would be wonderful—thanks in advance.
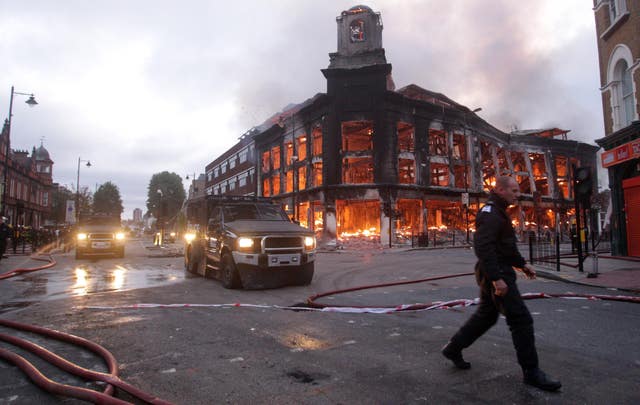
[535,254,640,293]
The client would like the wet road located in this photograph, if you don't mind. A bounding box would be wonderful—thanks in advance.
[1,245,639,404]
[0,239,185,313]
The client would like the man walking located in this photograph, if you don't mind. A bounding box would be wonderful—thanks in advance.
[442,176,561,392]
[0,217,10,260]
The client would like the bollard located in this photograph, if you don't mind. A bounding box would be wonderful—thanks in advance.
[587,252,598,278]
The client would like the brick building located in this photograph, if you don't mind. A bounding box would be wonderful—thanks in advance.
[202,5,598,246]
[0,119,54,228]
[593,0,640,256]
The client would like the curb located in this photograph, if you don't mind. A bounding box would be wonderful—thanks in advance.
[535,268,640,294]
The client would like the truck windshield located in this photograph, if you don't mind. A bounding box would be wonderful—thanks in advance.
[223,204,288,222]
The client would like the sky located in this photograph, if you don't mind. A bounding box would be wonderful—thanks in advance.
[1,0,605,220]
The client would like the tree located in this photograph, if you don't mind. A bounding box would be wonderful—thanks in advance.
[146,172,186,223]
[48,185,75,225]
[93,181,124,219]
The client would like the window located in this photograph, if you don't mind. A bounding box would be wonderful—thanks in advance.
[296,135,308,161]
[452,133,466,160]
[607,46,636,130]
[271,146,281,170]
[214,167,219,177]
[43,192,49,206]
[343,157,374,184]
[272,174,281,195]
[313,162,322,187]
[239,148,248,163]
[621,61,634,126]
[480,141,496,191]
[229,156,236,169]
[285,141,294,165]
[496,148,510,175]
[398,122,414,153]
[399,158,415,184]
[312,126,322,156]
[221,163,227,174]
[430,163,449,187]
[342,121,373,152]
[239,174,247,188]
[229,178,236,191]
[529,153,549,196]
[262,151,270,173]
[298,166,307,190]
[262,178,271,197]
[429,129,447,156]
[285,170,293,193]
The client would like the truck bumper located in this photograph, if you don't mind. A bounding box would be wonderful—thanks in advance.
[232,251,315,289]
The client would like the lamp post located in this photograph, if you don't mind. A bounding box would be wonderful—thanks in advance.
[463,107,481,244]
[76,157,91,223]
[2,86,38,218]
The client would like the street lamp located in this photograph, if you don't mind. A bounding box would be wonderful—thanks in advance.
[463,107,481,244]
[2,86,38,218]
[76,157,91,222]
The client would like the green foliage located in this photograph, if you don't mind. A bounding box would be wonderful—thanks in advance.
[146,171,186,222]
[92,181,124,218]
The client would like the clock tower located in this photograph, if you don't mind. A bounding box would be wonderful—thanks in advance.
[328,5,387,69]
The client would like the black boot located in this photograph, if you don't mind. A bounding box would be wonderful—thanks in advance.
[523,368,561,391]
[442,342,471,369]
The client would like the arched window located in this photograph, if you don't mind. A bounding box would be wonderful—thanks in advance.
[607,45,637,131]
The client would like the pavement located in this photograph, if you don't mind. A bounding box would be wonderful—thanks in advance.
[533,253,640,293]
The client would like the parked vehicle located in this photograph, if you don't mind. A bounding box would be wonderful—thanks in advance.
[184,196,316,289]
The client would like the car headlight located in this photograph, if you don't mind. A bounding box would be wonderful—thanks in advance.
[184,233,196,243]
[115,232,125,240]
[77,233,87,241]
[304,236,316,250]
[237,237,254,250]
[170,232,176,237]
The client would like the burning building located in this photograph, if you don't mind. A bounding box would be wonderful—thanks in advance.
[204,5,598,246]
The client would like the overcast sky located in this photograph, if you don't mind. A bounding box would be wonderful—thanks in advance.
[1,0,604,220]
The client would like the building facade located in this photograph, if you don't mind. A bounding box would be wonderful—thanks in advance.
[0,119,54,228]
[593,0,640,256]
[204,5,599,247]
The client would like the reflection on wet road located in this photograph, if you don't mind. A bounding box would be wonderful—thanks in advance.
[0,240,186,313]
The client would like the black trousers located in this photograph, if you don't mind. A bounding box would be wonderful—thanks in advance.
[449,271,539,371]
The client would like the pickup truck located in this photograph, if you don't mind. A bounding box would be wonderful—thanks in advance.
[184,196,316,289]
[75,214,126,259]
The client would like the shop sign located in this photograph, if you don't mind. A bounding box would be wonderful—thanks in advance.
[602,139,640,168]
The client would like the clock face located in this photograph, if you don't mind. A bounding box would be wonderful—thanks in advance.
[349,20,365,42]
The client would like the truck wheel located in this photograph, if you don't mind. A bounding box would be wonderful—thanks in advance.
[221,254,241,289]
[116,247,125,258]
[75,249,83,260]
[295,262,314,286]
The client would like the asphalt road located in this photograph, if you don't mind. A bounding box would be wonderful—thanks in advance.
[1,241,639,404]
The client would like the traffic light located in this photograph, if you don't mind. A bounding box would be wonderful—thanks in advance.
[574,167,592,204]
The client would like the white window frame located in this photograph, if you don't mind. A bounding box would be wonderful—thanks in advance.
[606,44,638,131]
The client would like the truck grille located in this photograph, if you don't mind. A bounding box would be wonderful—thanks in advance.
[89,233,114,240]
[263,236,303,253]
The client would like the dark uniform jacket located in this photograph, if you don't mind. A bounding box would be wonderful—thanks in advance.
[474,192,526,282]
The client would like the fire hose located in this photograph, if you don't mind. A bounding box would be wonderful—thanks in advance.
[0,257,174,404]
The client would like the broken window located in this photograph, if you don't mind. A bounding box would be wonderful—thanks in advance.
[272,174,281,196]
[398,122,415,153]
[262,177,271,197]
[285,170,293,193]
[516,174,531,194]
[511,152,527,172]
[342,121,373,151]
[481,141,496,191]
[453,164,470,188]
[313,162,323,186]
[529,153,549,196]
[399,158,415,184]
[296,135,308,161]
[555,155,569,198]
[297,202,310,228]
[312,126,322,156]
[285,141,294,165]
[261,150,270,173]
[298,166,307,190]
[452,133,466,160]
[429,129,447,156]
[426,200,463,231]
[337,200,380,239]
[271,146,281,170]
[497,148,510,175]
[343,157,374,184]
[430,162,449,187]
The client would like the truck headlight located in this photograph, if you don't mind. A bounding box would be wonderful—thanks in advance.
[77,233,87,241]
[238,237,254,250]
[184,233,196,243]
[170,232,176,237]
[115,232,125,240]
[304,236,316,250]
